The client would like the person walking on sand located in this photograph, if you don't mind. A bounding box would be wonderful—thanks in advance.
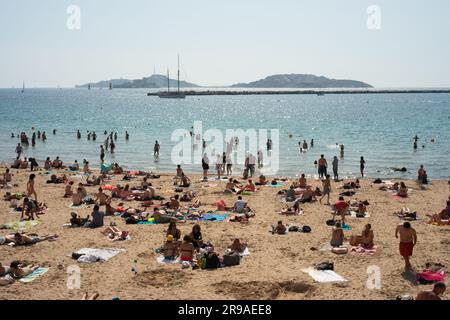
[360,156,366,178]
[27,174,37,201]
[395,222,417,272]
[319,174,331,205]
[202,153,209,181]
[154,141,160,157]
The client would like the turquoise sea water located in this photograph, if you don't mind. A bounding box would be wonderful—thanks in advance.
[0,88,449,180]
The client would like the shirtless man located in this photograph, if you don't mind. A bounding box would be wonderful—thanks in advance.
[179,235,195,262]
[72,188,85,206]
[361,224,374,248]
[9,261,39,278]
[3,169,12,183]
[272,221,287,235]
[331,222,344,247]
[95,187,110,206]
[169,195,180,210]
[395,222,417,271]
[298,174,307,188]
[163,235,179,260]
[318,155,328,179]
[333,197,349,225]
[416,282,446,300]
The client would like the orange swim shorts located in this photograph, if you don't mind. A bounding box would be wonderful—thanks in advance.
[399,242,414,257]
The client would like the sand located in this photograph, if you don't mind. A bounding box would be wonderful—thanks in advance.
[0,165,449,300]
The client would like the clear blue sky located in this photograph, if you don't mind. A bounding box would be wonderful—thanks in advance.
[1,0,449,88]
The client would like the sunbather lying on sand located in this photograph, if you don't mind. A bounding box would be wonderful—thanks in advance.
[379,182,399,191]
[1,233,58,246]
[101,226,129,241]
[427,203,450,225]
[343,179,360,189]
[279,202,302,215]
[9,261,39,278]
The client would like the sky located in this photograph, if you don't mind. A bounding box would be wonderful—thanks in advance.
[0,0,450,88]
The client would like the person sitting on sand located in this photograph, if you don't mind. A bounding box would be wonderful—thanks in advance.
[0,262,11,277]
[333,197,349,225]
[167,221,181,241]
[427,201,450,225]
[64,181,74,198]
[179,235,195,262]
[255,175,267,186]
[416,282,446,300]
[20,157,29,169]
[1,168,12,185]
[343,179,361,189]
[84,205,104,228]
[237,179,256,195]
[229,239,247,253]
[44,157,52,170]
[52,156,63,169]
[163,235,178,260]
[86,175,102,186]
[285,185,296,202]
[272,221,287,235]
[9,261,39,278]
[113,163,123,174]
[21,197,37,221]
[72,188,85,206]
[298,174,308,188]
[296,186,316,203]
[360,224,374,248]
[234,196,250,214]
[69,160,79,171]
[397,182,409,198]
[189,224,203,249]
[176,165,184,178]
[180,191,196,202]
[83,161,90,174]
[179,173,191,187]
[225,178,239,193]
[169,195,180,210]
[95,187,110,206]
[1,233,58,246]
[69,212,89,227]
[331,222,344,247]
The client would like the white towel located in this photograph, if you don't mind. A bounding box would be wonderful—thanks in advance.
[302,268,347,283]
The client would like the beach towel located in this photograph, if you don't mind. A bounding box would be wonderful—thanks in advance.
[302,268,347,283]
[137,220,156,225]
[349,211,371,218]
[156,255,180,265]
[101,164,113,174]
[73,248,125,263]
[416,270,446,284]
[351,245,378,256]
[270,183,285,188]
[200,213,229,222]
[19,267,49,283]
[319,242,349,252]
[342,224,352,231]
[1,220,39,230]
[68,203,89,209]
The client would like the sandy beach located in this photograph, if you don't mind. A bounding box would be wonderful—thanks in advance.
[0,165,449,300]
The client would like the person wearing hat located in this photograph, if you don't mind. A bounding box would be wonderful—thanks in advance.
[163,235,178,260]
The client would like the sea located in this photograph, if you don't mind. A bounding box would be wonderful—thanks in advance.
[1,88,449,180]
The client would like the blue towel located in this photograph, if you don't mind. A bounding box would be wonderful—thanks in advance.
[342,224,352,231]
[270,183,285,188]
[201,213,229,222]
[137,220,156,225]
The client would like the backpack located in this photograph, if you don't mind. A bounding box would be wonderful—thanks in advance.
[302,226,312,233]
[326,219,336,226]
[223,251,240,267]
[205,252,221,269]
[356,212,366,218]
[288,225,299,232]
[314,262,334,271]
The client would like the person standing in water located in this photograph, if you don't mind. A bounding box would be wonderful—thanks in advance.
[77,130,81,139]
[31,132,36,147]
[360,156,366,178]
[42,132,47,141]
[100,145,105,163]
[340,144,344,158]
[310,139,314,148]
[318,155,327,179]
[15,143,23,158]
[125,131,129,140]
[332,156,339,181]
[154,141,160,157]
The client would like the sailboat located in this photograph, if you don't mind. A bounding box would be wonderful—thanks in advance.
[157,55,186,99]
[21,81,25,93]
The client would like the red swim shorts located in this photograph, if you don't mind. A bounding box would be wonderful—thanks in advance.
[399,242,414,257]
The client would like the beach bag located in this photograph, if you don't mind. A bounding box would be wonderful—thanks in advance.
[223,251,240,267]
[373,179,382,184]
[205,253,221,269]
[288,225,299,232]
[356,212,366,218]
[314,262,334,271]
[326,219,336,226]
[302,226,312,233]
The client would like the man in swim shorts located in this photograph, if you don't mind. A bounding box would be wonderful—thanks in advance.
[395,222,417,271]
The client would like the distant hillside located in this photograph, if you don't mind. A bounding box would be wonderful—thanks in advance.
[231,74,372,88]
[76,78,132,88]
[76,74,199,89]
